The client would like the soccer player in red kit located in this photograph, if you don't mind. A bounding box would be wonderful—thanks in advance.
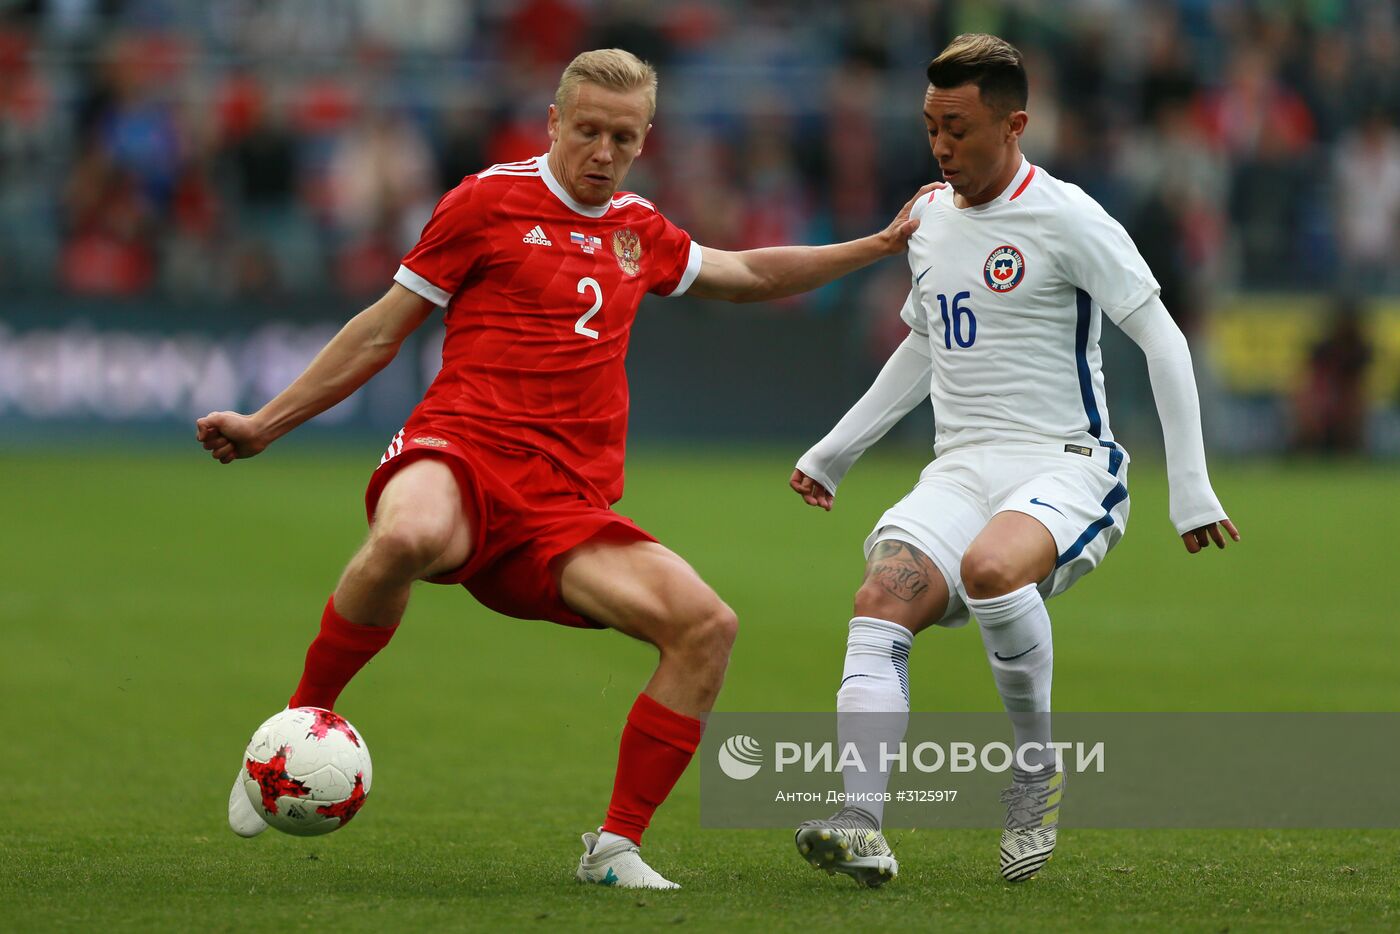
[199,49,933,889]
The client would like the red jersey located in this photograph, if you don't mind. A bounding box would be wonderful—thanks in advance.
[393,155,701,505]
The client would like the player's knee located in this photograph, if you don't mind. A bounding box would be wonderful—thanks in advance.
[366,514,456,576]
[853,579,918,629]
[669,596,737,668]
[709,602,739,656]
[960,548,1026,600]
[691,599,738,661]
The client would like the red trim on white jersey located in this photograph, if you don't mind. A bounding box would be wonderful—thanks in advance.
[1010,165,1037,201]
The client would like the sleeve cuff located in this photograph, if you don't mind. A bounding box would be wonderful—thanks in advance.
[1172,506,1226,536]
[794,454,840,496]
[662,240,704,297]
[394,264,452,308]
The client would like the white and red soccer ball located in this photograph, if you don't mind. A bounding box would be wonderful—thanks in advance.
[242,707,372,836]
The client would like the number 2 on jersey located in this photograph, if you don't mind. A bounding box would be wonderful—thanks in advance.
[576,277,602,339]
[935,291,976,349]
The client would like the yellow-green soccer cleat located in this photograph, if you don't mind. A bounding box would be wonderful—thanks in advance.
[794,806,899,888]
[999,771,1063,882]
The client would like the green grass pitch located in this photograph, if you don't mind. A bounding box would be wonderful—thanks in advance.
[2,446,1397,931]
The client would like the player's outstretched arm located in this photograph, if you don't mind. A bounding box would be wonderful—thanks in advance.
[196,284,434,464]
[688,183,940,303]
[1116,295,1241,554]
[790,330,932,511]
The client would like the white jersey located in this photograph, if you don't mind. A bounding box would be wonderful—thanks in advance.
[903,157,1159,462]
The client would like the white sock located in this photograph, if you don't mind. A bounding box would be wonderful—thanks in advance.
[836,617,912,827]
[967,584,1057,780]
[596,830,635,850]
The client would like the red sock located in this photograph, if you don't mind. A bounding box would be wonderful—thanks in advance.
[288,596,397,710]
[602,693,705,844]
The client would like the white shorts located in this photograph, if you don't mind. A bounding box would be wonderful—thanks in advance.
[864,442,1130,628]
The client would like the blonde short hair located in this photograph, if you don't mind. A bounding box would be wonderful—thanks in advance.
[926,33,1028,114]
[555,49,658,119]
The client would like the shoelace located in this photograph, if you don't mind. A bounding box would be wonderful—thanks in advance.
[999,784,1048,831]
[823,805,879,831]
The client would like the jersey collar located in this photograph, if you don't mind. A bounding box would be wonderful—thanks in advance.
[1005,157,1036,202]
[536,154,610,218]
[953,156,1034,213]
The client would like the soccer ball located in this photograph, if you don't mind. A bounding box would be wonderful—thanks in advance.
[241,707,372,836]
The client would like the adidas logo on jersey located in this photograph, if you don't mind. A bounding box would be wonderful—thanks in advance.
[522,225,552,246]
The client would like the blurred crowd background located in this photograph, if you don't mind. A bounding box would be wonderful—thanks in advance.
[2,0,1399,454]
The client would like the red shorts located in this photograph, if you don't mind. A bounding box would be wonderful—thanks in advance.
[364,428,655,629]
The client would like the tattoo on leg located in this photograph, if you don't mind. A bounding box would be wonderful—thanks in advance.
[866,541,936,603]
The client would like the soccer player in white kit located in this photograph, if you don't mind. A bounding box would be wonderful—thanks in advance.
[789,34,1240,887]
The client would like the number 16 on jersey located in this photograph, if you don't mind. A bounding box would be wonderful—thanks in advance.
[934,291,976,349]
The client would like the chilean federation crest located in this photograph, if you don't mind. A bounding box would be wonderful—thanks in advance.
[612,228,642,277]
[983,244,1025,293]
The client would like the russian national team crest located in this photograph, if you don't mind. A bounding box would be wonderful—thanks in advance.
[983,244,1025,293]
[612,228,642,277]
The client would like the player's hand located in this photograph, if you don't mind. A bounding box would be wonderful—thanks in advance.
[876,182,946,254]
[196,411,270,464]
[790,469,834,511]
[1181,518,1240,554]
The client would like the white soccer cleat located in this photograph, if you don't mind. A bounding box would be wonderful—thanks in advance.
[575,831,680,890]
[227,766,268,838]
[794,806,899,888]
[999,771,1063,882]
